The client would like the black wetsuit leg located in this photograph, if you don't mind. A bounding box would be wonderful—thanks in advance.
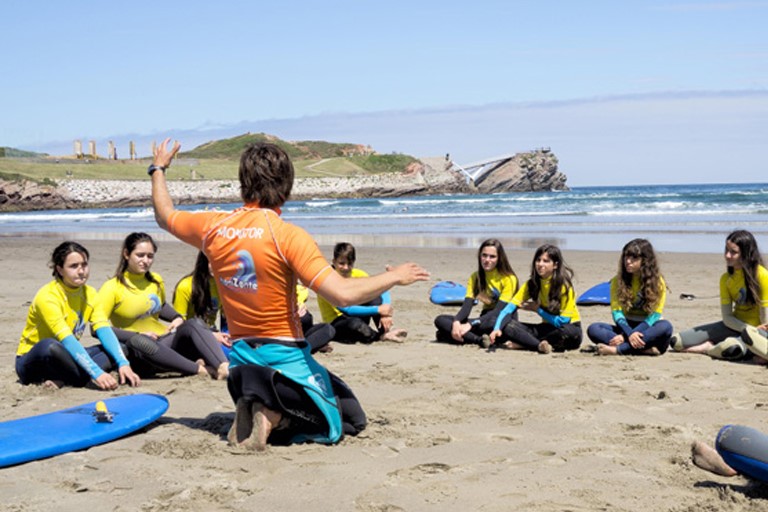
[227,364,366,444]
[113,327,200,376]
[541,322,582,351]
[15,338,114,386]
[433,314,481,344]
[331,316,379,343]
[305,323,335,353]
[172,318,228,367]
[502,320,541,350]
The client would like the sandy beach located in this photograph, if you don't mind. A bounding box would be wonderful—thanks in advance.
[1,237,766,511]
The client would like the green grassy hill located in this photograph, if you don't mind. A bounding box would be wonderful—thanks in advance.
[0,147,45,158]
[181,133,372,160]
[0,133,418,182]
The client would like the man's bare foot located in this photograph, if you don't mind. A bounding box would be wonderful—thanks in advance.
[597,344,618,355]
[691,440,738,477]
[316,343,334,353]
[43,380,64,390]
[501,340,524,350]
[640,347,661,356]
[682,341,714,354]
[538,341,553,354]
[243,403,282,451]
[227,397,254,446]
[481,334,492,349]
[216,362,230,380]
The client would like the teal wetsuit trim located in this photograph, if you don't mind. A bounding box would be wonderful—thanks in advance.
[229,341,343,444]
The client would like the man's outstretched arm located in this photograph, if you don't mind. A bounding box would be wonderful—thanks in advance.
[150,138,181,231]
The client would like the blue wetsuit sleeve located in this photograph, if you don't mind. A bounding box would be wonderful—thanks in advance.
[537,307,570,328]
[454,297,475,323]
[338,304,380,316]
[493,303,518,332]
[61,335,105,380]
[381,291,391,305]
[612,311,634,337]
[95,327,130,367]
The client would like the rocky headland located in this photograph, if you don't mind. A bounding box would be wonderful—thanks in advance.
[0,149,567,211]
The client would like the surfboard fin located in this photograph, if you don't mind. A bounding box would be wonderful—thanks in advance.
[94,401,114,423]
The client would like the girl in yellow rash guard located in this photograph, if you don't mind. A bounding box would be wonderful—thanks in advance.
[587,238,673,356]
[97,232,228,379]
[670,230,768,361]
[490,244,582,353]
[16,241,141,390]
[433,239,518,347]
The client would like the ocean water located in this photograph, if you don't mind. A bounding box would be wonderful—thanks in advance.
[1,182,767,253]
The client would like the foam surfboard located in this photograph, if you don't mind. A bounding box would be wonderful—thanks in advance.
[576,281,611,305]
[0,393,168,468]
[430,281,468,305]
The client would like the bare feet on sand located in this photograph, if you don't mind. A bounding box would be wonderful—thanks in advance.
[227,398,254,447]
[682,341,715,354]
[197,360,212,378]
[245,404,283,451]
[381,328,408,342]
[691,441,738,477]
[501,340,524,350]
[537,341,553,354]
[43,380,64,390]
[216,362,229,380]
[227,399,283,451]
[596,344,618,355]
[317,343,334,353]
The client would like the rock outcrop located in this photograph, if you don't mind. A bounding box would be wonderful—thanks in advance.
[473,149,568,193]
[0,179,76,211]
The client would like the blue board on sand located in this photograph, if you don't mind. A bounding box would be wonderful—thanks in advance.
[0,393,168,468]
[430,280,468,305]
[576,281,611,305]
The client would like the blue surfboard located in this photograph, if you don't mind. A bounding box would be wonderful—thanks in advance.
[0,393,168,468]
[576,281,611,305]
[430,280,468,305]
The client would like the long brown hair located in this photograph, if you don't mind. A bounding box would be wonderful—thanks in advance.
[616,238,663,313]
[726,230,764,305]
[174,251,215,319]
[527,244,574,315]
[472,239,517,296]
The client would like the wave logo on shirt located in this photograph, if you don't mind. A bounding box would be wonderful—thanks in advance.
[138,294,162,319]
[736,287,748,305]
[73,313,86,338]
[219,250,258,292]
[632,290,645,310]
[308,372,329,394]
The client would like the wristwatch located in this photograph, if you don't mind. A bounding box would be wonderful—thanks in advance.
[147,164,167,176]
